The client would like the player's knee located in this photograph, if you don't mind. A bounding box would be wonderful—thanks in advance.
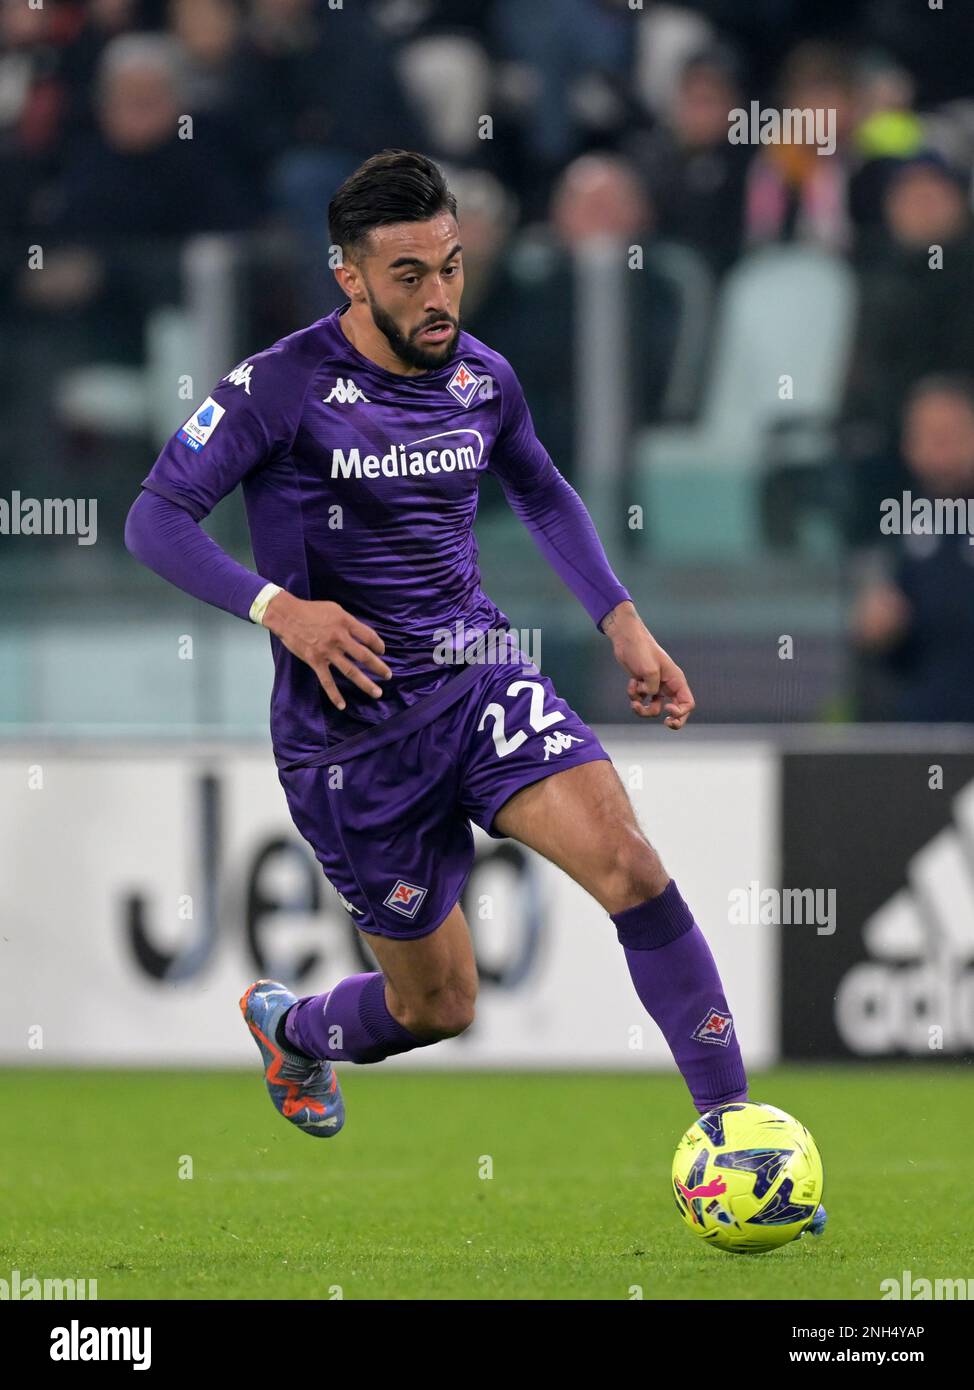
[601,828,669,914]
[401,984,477,1041]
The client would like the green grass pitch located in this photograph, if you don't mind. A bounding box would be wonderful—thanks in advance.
[1,1065,967,1300]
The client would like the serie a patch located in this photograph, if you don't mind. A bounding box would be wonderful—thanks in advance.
[178,397,225,451]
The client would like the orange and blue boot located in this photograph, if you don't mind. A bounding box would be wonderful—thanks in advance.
[239,979,345,1138]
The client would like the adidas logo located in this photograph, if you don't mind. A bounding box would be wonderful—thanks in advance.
[323,378,370,405]
[835,778,974,1055]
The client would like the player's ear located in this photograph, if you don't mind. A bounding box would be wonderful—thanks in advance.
[333,258,358,300]
[333,246,365,303]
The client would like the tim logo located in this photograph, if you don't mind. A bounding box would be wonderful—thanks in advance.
[692,1008,734,1047]
[446,362,480,408]
[383,880,428,919]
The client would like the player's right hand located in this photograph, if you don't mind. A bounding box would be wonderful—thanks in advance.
[261,592,391,710]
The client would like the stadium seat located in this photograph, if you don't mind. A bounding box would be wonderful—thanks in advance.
[397,37,492,160]
[53,364,149,437]
[145,306,199,449]
[631,3,716,120]
[51,305,196,449]
[634,246,857,560]
[644,242,716,421]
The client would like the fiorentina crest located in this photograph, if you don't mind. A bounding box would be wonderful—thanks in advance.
[446,361,481,408]
[383,880,428,918]
[692,1008,735,1046]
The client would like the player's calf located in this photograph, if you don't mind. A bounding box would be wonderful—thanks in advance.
[612,882,749,1115]
[494,761,748,1116]
[386,981,477,1042]
[283,904,479,1062]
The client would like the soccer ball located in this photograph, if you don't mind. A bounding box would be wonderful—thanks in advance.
[671,1101,824,1253]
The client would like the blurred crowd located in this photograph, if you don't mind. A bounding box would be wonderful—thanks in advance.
[3,0,974,719]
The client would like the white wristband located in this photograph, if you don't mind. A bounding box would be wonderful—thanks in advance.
[249,582,283,626]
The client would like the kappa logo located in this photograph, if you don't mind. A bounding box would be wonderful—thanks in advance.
[324,377,370,405]
[383,880,428,919]
[223,362,254,395]
[446,361,481,408]
[542,730,584,761]
[336,889,363,917]
[692,1008,735,1047]
[177,397,225,452]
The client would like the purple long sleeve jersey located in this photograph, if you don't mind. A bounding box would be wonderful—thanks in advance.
[126,306,631,766]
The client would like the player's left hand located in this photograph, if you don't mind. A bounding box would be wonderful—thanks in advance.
[601,602,695,730]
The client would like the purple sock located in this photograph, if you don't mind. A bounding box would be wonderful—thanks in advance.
[284,972,434,1064]
[612,880,748,1114]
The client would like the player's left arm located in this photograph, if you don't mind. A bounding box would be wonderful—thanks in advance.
[599,600,695,730]
[487,358,695,729]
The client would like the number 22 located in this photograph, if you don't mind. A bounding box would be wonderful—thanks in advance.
[477,679,564,758]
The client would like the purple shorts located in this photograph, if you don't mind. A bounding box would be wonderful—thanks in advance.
[277,660,609,938]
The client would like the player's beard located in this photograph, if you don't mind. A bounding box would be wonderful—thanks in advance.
[366,290,459,371]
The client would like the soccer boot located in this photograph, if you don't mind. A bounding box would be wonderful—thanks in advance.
[239,979,345,1138]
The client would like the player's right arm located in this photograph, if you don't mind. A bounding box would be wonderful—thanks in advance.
[258,591,389,710]
[124,352,390,709]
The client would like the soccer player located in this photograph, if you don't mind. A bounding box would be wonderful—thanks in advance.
[125,149,750,1144]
